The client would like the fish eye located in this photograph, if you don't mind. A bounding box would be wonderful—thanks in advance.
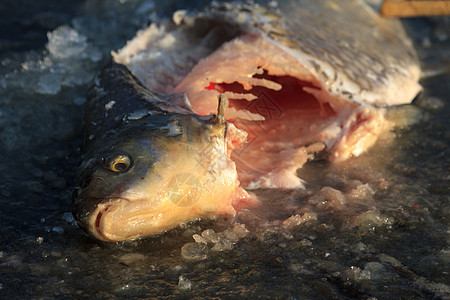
[103,154,132,173]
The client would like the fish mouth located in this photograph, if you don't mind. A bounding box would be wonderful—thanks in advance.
[73,196,139,242]
[93,202,117,242]
[85,197,149,242]
[84,196,186,242]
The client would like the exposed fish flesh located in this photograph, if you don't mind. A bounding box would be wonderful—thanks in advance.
[72,0,421,241]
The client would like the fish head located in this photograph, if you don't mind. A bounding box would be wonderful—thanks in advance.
[73,109,242,242]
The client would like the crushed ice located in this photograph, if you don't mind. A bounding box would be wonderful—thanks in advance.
[47,26,96,61]
[177,275,192,291]
[2,25,102,96]
[181,228,242,261]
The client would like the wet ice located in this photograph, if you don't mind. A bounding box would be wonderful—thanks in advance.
[0,0,449,299]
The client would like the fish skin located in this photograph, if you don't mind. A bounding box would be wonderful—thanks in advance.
[82,62,193,144]
[73,0,421,241]
[260,0,421,106]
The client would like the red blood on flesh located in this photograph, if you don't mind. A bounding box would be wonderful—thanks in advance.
[205,69,332,120]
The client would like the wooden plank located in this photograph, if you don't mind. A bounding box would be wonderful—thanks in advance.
[381,0,450,17]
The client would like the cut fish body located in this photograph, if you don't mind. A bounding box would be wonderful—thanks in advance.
[73,0,421,241]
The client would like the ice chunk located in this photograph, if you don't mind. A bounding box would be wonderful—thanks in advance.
[282,212,317,230]
[1,24,102,100]
[201,229,219,244]
[47,26,88,60]
[346,183,375,202]
[177,275,192,291]
[191,228,240,252]
[233,223,250,238]
[308,186,346,210]
[298,239,313,247]
[343,179,364,191]
[220,228,239,243]
[52,226,64,234]
[173,265,183,273]
[180,242,208,261]
[118,253,146,265]
[354,242,368,253]
[353,210,393,228]
[211,238,233,252]
[192,234,207,244]
[62,212,76,225]
[346,266,372,281]
[289,262,312,275]
[364,262,386,279]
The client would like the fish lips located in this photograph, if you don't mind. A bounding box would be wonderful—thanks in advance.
[72,193,128,241]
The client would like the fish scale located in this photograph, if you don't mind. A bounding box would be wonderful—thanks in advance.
[195,0,420,105]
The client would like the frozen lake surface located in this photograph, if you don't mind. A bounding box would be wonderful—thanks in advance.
[0,0,448,298]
